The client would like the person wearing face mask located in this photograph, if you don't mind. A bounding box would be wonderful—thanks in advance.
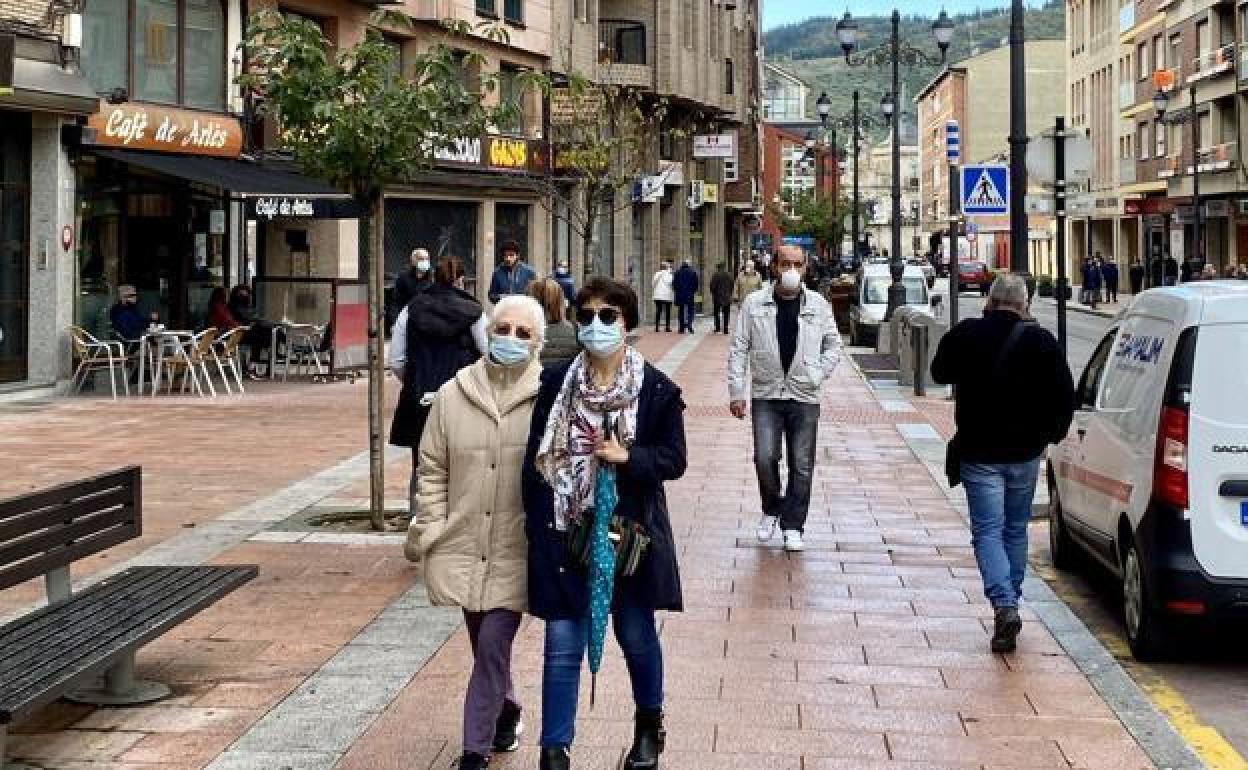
[727,245,843,553]
[524,278,688,770]
[393,248,433,313]
[413,294,545,770]
[733,259,763,303]
[108,285,147,343]
[391,256,489,527]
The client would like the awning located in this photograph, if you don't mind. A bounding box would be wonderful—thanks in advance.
[89,148,361,219]
[3,55,99,115]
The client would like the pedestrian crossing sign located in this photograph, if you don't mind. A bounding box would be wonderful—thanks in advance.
[960,164,1009,216]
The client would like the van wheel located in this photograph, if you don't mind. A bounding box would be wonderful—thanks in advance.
[1048,483,1078,571]
[1123,539,1172,661]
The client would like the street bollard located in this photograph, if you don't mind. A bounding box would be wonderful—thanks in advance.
[912,324,927,397]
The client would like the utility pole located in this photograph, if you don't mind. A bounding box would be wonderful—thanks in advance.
[947,129,960,331]
[890,9,902,264]
[1008,0,1030,278]
[1190,85,1202,275]
[1054,116,1068,353]
[853,90,861,262]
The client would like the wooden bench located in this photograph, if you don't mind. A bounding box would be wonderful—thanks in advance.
[0,467,257,764]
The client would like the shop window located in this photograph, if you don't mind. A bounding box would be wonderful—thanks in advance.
[0,113,30,384]
[83,0,226,109]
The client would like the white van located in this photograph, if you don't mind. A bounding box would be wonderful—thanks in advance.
[1048,282,1248,659]
[848,263,931,346]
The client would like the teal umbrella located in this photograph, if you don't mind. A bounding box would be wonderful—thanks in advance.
[587,423,620,707]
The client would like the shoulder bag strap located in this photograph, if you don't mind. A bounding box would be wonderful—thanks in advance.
[991,320,1035,384]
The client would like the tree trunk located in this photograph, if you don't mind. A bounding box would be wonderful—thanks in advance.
[366,194,386,531]
[581,192,598,282]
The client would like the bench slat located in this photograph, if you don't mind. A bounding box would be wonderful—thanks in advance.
[0,568,187,674]
[0,468,138,523]
[0,521,139,595]
[0,565,256,723]
[0,487,133,544]
[0,506,135,576]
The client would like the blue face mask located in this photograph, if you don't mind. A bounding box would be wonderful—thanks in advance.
[577,318,624,358]
[489,335,531,367]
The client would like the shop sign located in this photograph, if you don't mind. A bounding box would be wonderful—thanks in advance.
[1204,199,1230,218]
[632,175,664,203]
[251,197,316,220]
[550,87,605,126]
[693,134,736,159]
[485,137,530,172]
[1174,205,1193,223]
[658,160,684,186]
[701,183,719,203]
[85,103,243,158]
[1123,199,1142,216]
[434,136,482,166]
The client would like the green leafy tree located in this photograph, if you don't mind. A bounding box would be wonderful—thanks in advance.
[768,189,849,256]
[239,10,528,529]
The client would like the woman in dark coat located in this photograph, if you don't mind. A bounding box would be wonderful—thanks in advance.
[523,277,686,770]
[389,256,486,499]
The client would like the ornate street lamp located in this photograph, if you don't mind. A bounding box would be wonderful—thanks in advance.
[816,92,832,124]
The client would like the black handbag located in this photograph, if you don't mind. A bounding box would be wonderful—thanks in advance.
[564,512,651,578]
[946,319,1034,488]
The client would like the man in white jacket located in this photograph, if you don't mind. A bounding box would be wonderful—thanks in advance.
[651,260,675,332]
[727,245,842,552]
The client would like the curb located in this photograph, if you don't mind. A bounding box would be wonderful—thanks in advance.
[1035,297,1120,320]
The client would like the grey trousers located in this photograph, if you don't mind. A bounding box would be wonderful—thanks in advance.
[462,608,523,755]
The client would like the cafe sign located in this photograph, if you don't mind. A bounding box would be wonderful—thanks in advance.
[433,135,541,173]
[85,102,243,158]
[252,197,315,220]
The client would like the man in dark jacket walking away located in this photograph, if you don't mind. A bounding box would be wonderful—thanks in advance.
[931,275,1075,654]
[672,258,700,334]
[488,241,536,303]
[709,262,734,334]
[1102,256,1120,303]
[1129,258,1146,294]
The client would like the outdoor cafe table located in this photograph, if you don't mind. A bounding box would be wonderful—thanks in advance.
[135,329,197,397]
[267,321,323,379]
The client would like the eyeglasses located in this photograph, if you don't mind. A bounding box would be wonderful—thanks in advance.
[575,306,622,326]
[492,321,534,341]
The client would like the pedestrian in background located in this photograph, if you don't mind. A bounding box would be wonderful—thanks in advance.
[1129,258,1146,295]
[1102,257,1120,303]
[413,295,545,770]
[1164,255,1180,286]
[529,278,580,367]
[650,260,674,333]
[1200,264,1219,281]
[394,248,433,313]
[734,259,763,301]
[524,278,687,770]
[727,245,843,553]
[709,262,734,334]
[554,262,576,305]
[391,256,487,539]
[930,275,1075,653]
[673,258,700,334]
[488,241,536,304]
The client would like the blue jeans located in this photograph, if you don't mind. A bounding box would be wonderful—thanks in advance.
[540,606,663,748]
[961,459,1042,608]
[752,399,820,532]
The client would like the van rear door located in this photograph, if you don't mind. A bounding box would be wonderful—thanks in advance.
[1188,321,1248,580]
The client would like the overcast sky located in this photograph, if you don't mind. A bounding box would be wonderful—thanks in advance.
[763,1,1048,31]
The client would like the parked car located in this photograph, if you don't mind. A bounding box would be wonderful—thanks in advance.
[908,257,936,288]
[957,261,992,295]
[848,263,932,347]
[1047,282,1248,660]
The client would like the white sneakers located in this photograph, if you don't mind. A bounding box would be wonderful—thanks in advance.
[756,515,779,542]
[757,516,804,552]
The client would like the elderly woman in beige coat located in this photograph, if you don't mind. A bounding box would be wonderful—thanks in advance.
[413,294,546,770]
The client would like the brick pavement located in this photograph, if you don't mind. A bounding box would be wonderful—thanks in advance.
[1,329,1156,768]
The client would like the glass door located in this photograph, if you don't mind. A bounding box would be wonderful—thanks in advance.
[0,112,30,384]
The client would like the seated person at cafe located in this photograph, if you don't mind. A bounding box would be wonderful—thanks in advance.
[229,284,281,378]
[206,287,240,331]
[109,285,149,342]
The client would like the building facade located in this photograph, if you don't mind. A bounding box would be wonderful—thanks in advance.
[759,122,838,256]
[916,40,1065,273]
[762,62,808,121]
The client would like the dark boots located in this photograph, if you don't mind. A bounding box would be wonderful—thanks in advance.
[493,702,523,753]
[455,752,488,769]
[623,708,666,770]
[991,606,1022,653]
[539,746,570,770]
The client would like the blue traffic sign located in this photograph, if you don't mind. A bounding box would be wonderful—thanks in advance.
[961,164,1009,216]
[945,121,960,161]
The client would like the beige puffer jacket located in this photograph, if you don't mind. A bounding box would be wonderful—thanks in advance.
[414,357,541,613]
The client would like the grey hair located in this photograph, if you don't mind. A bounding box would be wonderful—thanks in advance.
[987,273,1030,309]
[411,248,429,260]
[491,294,547,350]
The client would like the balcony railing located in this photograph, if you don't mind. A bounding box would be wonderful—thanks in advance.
[1157,142,1238,177]
[1119,81,1135,109]
[597,63,654,88]
[1158,154,1181,178]
[1119,2,1136,34]
[1188,44,1236,84]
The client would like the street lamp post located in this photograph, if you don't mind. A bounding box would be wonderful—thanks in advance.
[1154,85,1202,277]
[1008,0,1029,277]
[837,8,953,318]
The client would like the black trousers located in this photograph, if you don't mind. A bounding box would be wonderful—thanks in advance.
[713,303,730,333]
[653,300,672,331]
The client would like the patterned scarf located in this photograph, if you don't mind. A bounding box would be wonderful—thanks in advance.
[536,348,645,532]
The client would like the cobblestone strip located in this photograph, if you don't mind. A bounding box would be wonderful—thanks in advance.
[877,371,1203,769]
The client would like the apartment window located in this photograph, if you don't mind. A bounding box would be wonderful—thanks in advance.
[84,0,226,109]
[381,36,406,80]
[1153,34,1164,71]
[452,49,482,94]
[503,0,523,25]
[1198,110,1212,150]
[574,0,587,22]
[476,0,496,18]
[1197,19,1210,56]
[682,0,693,49]
[1155,119,1166,157]
[1169,34,1182,74]
[498,63,527,134]
[1138,122,1150,160]
[1137,42,1149,80]
[600,20,646,65]
[725,58,734,94]
[725,155,738,183]
[710,2,720,60]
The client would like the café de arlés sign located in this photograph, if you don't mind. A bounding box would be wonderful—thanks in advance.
[83,102,244,159]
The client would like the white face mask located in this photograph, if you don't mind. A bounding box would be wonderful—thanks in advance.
[779,268,802,291]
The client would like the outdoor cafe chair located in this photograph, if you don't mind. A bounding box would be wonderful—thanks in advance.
[159,328,218,398]
[210,326,248,395]
[67,325,131,400]
[281,323,328,382]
